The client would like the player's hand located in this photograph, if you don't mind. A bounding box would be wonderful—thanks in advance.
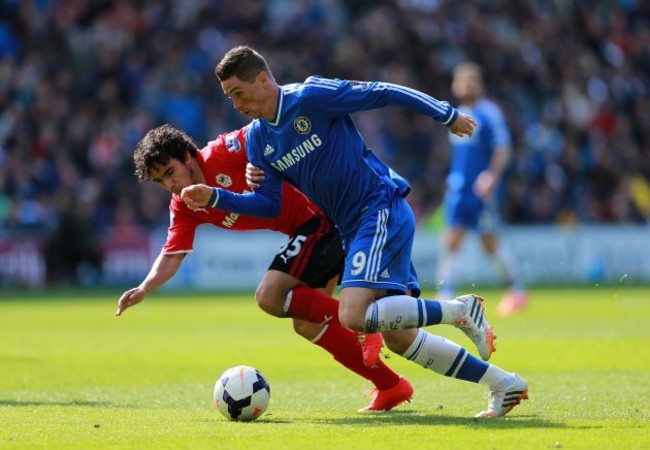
[474,170,497,199]
[449,113,477,137]
[245,163,265,190]
[181,184,212,211]
[116,287,146,316]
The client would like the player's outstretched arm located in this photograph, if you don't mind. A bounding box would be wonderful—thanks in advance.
[115,253,185,316]
[448,113,478,137]
[115,287,147,316]
[183,173,281,218]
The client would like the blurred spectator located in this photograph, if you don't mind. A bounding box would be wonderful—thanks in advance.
[0,0,648,285]
[43,189,102,286]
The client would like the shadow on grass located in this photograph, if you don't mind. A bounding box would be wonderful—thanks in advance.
[0,399,135,408]
[188,413,615,430]
[299,410,566,429]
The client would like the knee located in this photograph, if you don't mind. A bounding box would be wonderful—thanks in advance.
[481,236,499,254]
[382,333,399,351]
[292,318,310,336]
[338,302,366,332]
[292,319,322,340]
[446,239,462,252]
[483,243,497,255]
[382,329,417,355]
[255,284,285,317]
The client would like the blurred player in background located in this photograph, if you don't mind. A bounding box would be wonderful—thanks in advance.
[183,45,528,418]
[116,124,414,412]
[438,62,528,317]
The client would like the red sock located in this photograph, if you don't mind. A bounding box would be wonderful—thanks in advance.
[286,286,340,325]
[313,324,400,391]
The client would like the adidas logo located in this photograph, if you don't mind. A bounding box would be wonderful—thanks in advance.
[264,145,275,156]
[502,390,526,408]
[469,297,485,327]
[380,269,390,278]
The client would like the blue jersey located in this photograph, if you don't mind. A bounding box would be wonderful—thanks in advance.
[446,98,511,197]
[214,76,457,235]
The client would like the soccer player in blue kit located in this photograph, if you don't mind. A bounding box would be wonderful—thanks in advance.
[183,46,528,418]
[438,62,529,317]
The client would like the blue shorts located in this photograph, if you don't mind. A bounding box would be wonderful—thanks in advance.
[444,191,500,234]
[340,194,420,296]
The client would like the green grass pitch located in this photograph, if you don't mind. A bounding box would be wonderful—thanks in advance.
[1,286,649,449]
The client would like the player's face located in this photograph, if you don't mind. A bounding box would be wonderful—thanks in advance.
[221,73,270,120]
[452,68,484,102]
[149,157,193,195]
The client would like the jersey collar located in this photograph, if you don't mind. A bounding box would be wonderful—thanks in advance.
[265,86,283,127]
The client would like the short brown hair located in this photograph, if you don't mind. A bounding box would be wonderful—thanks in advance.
[215,45,273,82]
[453,62,485,80]
[133,124,198,181]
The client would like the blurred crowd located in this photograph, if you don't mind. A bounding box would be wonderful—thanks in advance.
[1,0,649,282]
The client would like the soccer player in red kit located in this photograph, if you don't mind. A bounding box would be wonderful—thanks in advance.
[115,124,413,412]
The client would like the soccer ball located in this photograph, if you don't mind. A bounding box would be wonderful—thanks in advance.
[213,365,271,421]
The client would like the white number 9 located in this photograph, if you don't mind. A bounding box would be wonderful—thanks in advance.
[350,251,366,276]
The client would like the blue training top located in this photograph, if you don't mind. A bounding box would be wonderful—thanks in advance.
[446,98,511,197]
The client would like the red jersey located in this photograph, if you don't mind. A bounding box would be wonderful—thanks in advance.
[162,127,322,255]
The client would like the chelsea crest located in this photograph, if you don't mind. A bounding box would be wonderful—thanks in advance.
[294,116,311,135]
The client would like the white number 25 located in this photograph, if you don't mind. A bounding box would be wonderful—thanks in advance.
[279,235,307,258]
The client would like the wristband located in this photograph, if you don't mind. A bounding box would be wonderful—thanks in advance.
[209,188,219,207]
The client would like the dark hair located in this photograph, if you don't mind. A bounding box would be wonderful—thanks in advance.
[133,124,198,181]
[215,45,273,82]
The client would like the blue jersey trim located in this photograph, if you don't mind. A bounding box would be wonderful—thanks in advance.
[213,187,281,218]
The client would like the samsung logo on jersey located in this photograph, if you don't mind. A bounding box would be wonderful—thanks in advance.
[270,134,322,172]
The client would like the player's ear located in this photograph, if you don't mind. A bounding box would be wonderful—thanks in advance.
[258,71,269,85]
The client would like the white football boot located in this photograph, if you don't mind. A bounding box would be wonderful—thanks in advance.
[475,373,529,418]
[454,294,496,361]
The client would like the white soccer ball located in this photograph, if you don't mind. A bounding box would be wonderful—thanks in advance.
[213,365,271,421]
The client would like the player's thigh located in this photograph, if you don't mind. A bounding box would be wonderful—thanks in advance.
[445,192,481,230]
